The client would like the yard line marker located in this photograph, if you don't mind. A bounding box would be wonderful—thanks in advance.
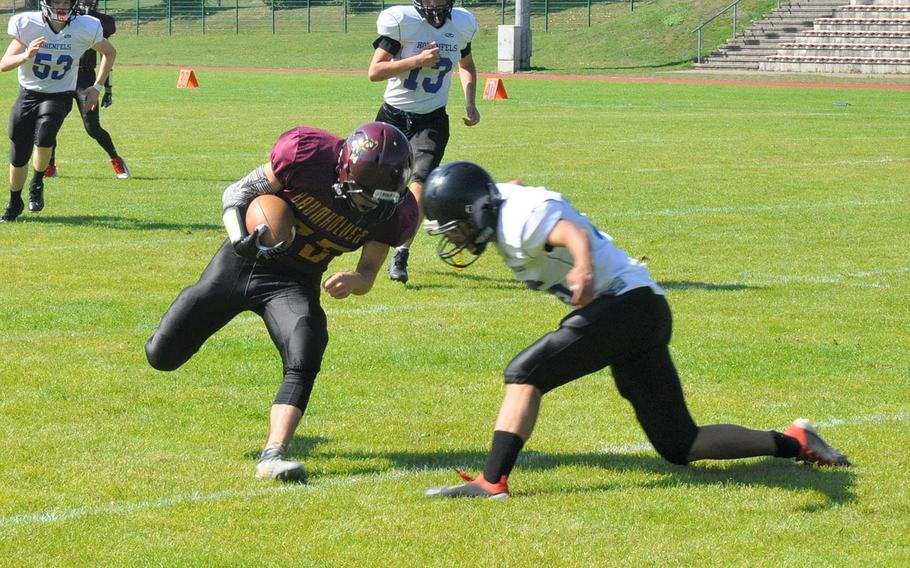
[1,411,906,529]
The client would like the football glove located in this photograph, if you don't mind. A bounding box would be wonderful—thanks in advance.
[101,90,112,108]
[232,225,292,261]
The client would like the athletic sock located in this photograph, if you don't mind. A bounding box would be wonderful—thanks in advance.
[483,430,524,483]
[772,431,800,458]
[31,170,45,186]
[9,190,22,203]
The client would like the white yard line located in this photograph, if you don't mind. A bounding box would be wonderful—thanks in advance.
[1,410,906,529]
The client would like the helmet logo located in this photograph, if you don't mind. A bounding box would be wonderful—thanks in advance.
[349,136,378,164]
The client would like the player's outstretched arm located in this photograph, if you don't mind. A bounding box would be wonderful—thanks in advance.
[323,241,389,299]
[458,53,480,126]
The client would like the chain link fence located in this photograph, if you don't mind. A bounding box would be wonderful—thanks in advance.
[1,0,635,34]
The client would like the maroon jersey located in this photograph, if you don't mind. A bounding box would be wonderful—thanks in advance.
[269,126,418,275]
[77,12,115,74]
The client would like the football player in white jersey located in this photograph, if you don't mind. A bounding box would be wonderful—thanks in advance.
[368,0,480,284]
[0,0,116,222]
[420,161,850,499]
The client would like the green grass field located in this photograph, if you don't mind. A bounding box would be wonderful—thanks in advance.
[0,43,909,566]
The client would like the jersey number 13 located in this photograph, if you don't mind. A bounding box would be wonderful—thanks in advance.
[402,57,453,94]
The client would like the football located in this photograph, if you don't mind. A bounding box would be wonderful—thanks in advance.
[245,194,295,247]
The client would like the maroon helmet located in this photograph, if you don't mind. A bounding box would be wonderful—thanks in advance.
[335,122,412,214]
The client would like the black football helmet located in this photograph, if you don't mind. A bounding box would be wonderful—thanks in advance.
[41,0,78,24]
[424,161,501,269]
[78,0,97,14]
[335,122,412,217]
[414,0,454,28]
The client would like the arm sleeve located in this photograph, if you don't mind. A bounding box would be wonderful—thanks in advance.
[221,165,277,210]
[521,200,564,258]
[460,42,471,59]
[372,36,401,56]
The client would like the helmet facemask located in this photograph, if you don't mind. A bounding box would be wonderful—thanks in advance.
[42,0,77,24]
[413,0,454,28]
[427,193,499,269]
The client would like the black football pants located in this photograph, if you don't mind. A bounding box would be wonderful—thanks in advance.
[145,240,328,410]
[503,287,700,464]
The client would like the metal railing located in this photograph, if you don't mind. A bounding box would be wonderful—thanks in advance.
[2,0,640,34]
[692,0,743,63]
[692,0,786,63]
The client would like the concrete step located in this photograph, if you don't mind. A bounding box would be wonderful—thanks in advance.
[850,0,910,5]
[815,18,910,32]
[720,44,782,53]
[780,46,910,55]
[696,60,764,69]
[801,29,910,41]
[837,4,910,14]
[779,40,910,48]
[761,58,910,72]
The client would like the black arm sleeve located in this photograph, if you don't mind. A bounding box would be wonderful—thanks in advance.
[373,36,402,56]
[460,42,472,59]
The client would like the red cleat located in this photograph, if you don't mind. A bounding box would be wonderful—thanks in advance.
[111,156,130,179]
[784,418,851,466]
[424,468,510,499]
[43,163,58,178]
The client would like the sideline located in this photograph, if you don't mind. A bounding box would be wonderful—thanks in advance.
[1,411,906,528]
[117,63,910,90]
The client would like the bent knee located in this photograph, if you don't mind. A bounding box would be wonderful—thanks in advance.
[650,426,700,466]
[145,334,185,372]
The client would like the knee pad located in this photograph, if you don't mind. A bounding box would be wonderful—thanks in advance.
[651,433,696,466]
[273,368,317,410]
[145,333,189,372]
[34,115,65,148]
[9,139,33,168]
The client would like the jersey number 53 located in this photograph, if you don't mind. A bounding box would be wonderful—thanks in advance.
[32,53,74,80]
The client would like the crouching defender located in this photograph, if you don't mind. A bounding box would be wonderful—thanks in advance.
[146,123,416,482]
[420,161,850,499]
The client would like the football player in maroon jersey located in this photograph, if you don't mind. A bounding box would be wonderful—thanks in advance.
[146,122,417,482]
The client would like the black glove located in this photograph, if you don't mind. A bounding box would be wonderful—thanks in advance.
[232,225,292,261]
[101,90,112,108]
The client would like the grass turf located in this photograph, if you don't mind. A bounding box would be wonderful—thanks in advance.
[0,53,908,565]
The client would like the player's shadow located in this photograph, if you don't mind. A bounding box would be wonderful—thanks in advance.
[336,447,855,510]
[659,280,758,292]
[403,269,526,292]
[23,215,221,232]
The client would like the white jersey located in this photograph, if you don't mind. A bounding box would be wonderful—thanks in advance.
[376,6,477,114]
[7,12,103,93]
[494,184,664,306]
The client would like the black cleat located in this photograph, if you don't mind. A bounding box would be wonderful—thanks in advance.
[28,180,44,213]
[1,198,24,222]
[388,247,409,283]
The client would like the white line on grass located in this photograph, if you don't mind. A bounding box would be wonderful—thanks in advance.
[1,411,906,529]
